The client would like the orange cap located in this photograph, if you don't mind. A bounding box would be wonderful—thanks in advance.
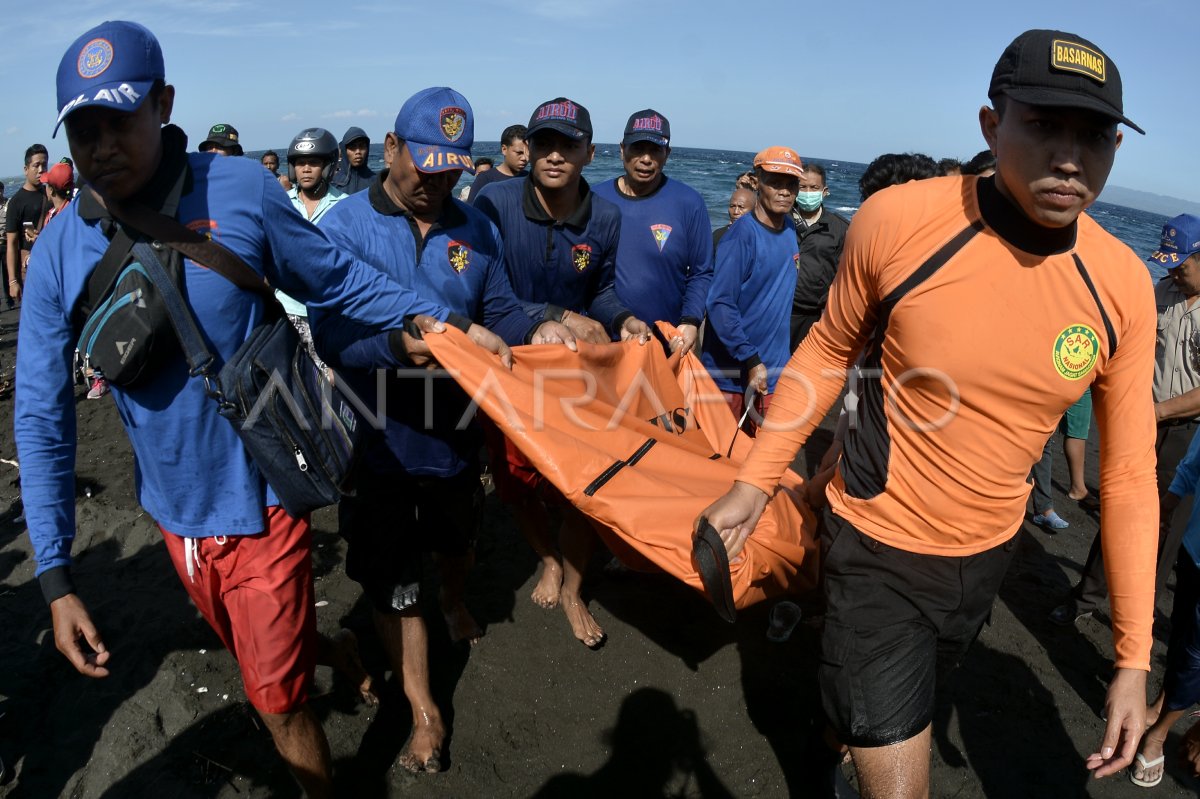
[753,146,803,178]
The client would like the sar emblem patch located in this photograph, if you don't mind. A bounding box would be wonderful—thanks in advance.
[651,224,672,252]
[794,253,801,269]
[440,107,466,142]
[572,243,592,273]
[448,241,471,273]
[77,38,114,79]
[1053,324,1100,381]
[1051,39,1106,83]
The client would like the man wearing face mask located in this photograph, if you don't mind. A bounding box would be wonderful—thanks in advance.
[788,163,849,349]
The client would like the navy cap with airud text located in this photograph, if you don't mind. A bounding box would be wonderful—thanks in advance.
[526,97,593,142]
[621,109,670,148]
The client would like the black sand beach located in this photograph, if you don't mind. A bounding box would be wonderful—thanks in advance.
[0,302,1196,797]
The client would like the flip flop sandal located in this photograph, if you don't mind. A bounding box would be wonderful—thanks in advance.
[692,518,736,624]
[1130,752,1165,787]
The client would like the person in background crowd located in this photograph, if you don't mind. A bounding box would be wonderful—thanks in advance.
[734,170,758,191]
[593,109,711,356]
[38,162,74,227]
[261,150,280,175]
[713,186,756,250]
[700,146,802,436]
[466,124,528,203]
[857,152,940,201]
[6,144,48,302]
[789,162,850,349]
[962,148,997,176]
[1029,388,1093,530]
[198,123,243,156]
[459,157,492,200]
[330,126,375,195]
[937,157,963,176]
[1131,427,1200,786]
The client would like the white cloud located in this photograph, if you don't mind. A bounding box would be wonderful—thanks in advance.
[321,109,378,119]
[280,113,299,122]
[4,127,18,136]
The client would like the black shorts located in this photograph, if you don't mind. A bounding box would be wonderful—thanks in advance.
[819,509,1017,747]
[339,467,483,615]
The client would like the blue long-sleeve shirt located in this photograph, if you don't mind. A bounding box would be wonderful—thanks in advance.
[313,175,537,477]
[17,149,451,599]
[1169,426,1200,568]
[700,212,799,393]
[591,175,712,328]
[473,176,631,333]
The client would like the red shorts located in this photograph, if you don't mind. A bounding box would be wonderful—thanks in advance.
[480,414,566,506]
[722,390,773,437]
[161,507,316,714]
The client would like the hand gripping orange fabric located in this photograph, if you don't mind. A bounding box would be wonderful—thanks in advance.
[424,323,818,611]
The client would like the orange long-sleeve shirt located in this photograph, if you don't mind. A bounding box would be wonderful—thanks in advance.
[738,175,1158,670]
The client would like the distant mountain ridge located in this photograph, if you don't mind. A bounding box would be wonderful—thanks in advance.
[1101,185,1200,217]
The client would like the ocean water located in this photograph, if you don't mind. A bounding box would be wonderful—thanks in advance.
[456,142,1172,281]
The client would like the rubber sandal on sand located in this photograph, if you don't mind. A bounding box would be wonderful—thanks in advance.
[1130,752,1165,787]
[693,518,736,624]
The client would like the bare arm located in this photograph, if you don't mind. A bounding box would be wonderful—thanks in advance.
[1155,388,1200,424]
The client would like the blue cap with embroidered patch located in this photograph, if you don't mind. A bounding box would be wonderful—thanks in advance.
[54,21,164,138]
[1149,214,1200,271]
[394,87,475,175]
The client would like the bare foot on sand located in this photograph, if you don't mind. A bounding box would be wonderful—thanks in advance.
[398,712,446,774]
[440,589,484,646]
[325,629,379,706]
[531,559,563,609]
[1182,719,1200,776]
[561,591,605,648]
[1068,487,1089,501]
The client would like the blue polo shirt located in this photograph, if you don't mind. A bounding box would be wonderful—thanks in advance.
[17,141,451,598]
[700,211,799,393]
[591,175,712,328]
[473,176,631,333]
[315,174,537,477]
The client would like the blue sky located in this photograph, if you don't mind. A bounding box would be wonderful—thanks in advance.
[2,0,1195,202]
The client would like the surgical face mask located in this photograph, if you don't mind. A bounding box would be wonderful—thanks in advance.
[795,190,825,213]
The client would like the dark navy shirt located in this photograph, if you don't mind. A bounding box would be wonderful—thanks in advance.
[474,176,631,333]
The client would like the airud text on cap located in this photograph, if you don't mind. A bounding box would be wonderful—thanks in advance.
[1051,39,1106,82]
[537,100,577,122]
[631,116,663,132]
[416,148,474,172]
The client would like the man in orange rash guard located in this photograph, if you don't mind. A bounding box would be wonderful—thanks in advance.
[699,29,1156,797]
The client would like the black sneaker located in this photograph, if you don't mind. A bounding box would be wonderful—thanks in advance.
[1048,601,1094,626]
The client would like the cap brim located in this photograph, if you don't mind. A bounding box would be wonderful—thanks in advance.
[526,121,587,141]
[757,163,804,178]
[1150,250,1200,270]
[621,133,669,148]
[53,78,156,137]
[999,86,1145,135]
[408,142,475,174]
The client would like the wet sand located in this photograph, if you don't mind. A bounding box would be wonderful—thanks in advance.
[0,303,1197,797]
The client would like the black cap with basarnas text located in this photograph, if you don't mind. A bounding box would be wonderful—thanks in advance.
[989,29,1144,135]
